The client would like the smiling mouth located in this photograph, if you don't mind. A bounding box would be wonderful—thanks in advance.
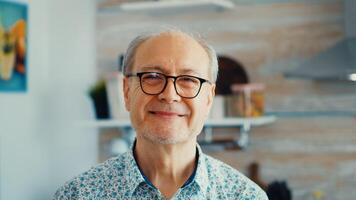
[149,111,186,117]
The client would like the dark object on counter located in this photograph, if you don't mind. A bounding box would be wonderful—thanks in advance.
[215,56,249,95]
[266,181,292,200]
[247,162,292,200]
[248,162,268,190]
[89,80,110,119]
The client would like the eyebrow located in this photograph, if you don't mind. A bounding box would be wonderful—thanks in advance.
[139,65,164,72]
[139,65,202,76]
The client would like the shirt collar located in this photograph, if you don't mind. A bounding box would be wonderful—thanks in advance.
[193,143,210,195]
[120,142,146,197]
[121,140,210,197]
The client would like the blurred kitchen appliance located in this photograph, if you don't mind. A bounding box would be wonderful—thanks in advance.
[284,0,356,82]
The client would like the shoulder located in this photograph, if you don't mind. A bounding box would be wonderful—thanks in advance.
[203,154,268,199]
[53,153,129,200]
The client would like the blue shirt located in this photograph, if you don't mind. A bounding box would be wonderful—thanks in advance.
[53,143,268,200]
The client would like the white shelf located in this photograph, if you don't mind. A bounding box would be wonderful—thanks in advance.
[86,115,276,149]
[83,115,276,129]
[117,0,233,11]
[206,116,276,127]
[85,119,131,128]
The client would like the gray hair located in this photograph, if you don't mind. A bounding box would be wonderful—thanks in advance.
[122,29,219,83]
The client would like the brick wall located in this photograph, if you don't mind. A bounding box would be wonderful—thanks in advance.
[96,1,356,199]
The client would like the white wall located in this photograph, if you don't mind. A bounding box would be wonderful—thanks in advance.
[0,0,98,199]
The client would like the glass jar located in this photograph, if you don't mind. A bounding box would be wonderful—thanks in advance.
[227,83,265,117]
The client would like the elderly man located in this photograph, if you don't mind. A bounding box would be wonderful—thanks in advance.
[54,30,268,200]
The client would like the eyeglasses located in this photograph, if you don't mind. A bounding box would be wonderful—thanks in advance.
[126,72,212,99]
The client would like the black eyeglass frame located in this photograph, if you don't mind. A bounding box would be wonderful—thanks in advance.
[126,72,212,99]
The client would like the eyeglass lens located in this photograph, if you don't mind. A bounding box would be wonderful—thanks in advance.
[140,72,202,98]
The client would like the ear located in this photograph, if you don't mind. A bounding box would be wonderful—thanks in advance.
[206,83,216,109]
[123,77,131,111]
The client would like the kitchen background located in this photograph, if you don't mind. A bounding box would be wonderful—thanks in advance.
[0,0,355,199]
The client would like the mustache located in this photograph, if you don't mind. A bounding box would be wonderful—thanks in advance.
[147,103,190,115]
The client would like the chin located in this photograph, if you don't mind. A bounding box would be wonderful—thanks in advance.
[141,133,178,144]
[146,135,181,145]
[141,128,191,145]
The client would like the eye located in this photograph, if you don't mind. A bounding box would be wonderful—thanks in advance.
[177,76,200,88]
[179,76,199,83]
[143,73,161,80]
[141,73,164,85]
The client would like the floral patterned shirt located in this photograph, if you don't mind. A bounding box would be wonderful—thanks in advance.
[53,143,268,200]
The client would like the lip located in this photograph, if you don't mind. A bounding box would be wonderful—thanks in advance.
[149,111,186,117]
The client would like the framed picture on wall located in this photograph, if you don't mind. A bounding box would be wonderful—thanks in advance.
[0,0,27,92]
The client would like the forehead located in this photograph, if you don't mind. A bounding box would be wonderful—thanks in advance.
[133,32,210,76]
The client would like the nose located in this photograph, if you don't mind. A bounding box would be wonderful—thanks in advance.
[158,78,181,103]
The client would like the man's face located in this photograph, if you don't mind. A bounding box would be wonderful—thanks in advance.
[124,32,215,144]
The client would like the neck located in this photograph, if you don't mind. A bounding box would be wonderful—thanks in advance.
[134,137,197,199]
